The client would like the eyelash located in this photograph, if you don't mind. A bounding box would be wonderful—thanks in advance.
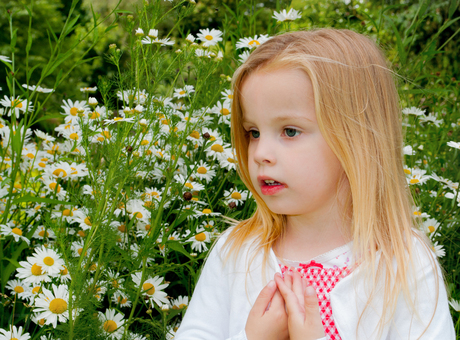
[246,128,301,139]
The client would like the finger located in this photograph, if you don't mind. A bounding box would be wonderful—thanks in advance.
[304,285,326,337]
[284,270,293,291]
[269,287,286,312]
[292,270,304,308]
[275,273,304,317]
[252,280,277,317]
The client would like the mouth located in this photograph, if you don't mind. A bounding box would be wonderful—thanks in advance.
[257,176,286,196]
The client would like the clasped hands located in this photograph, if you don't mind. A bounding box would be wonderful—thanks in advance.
[245,270,325,340]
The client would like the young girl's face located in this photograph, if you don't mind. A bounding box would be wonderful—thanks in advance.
[240,67,346,217]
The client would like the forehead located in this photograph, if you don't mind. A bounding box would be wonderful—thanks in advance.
[240,67,316,123]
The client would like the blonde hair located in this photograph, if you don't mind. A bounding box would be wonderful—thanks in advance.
[224,28,442,337]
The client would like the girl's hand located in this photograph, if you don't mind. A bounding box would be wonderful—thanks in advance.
[274,271,326,340]
[245,280,289,340]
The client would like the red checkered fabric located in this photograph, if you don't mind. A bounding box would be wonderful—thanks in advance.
[279,262,353,340]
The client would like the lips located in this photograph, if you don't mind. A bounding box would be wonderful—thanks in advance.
[257,176,286,196]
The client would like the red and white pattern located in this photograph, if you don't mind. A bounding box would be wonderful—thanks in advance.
[279,261,354,340]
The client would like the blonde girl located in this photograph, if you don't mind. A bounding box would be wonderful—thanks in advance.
[175,28,455,340]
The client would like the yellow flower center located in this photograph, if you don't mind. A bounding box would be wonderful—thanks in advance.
[195,232,206,242]
[53,169,67,177]
[38,230,49,237]
[77,230,86,237]
[103,320,118,333]
[227,157,237,163]
[211,144,223,153]
[133,212,143,218]
[84,217,92,226]
[248,40,260,47]
[49,298,68,314]
[12,99,23,108]
[189,130,200,139]
[43,256,55,266]
[179,90,186,95]
[69,133,79,140]
[26,153,34,159]
[114,117,123,121]
[143,282,155,295]
[14,286,24,293]
[410,178,419,184]
[413,211,421,216]
[69,107,79,115]
[49,182,61,193]
[220,108,230,115]
[102,131,111,139]
[39,319,45,326]
[185,183,193,189]
[60,266,68,275]
[12,227,23,236]
[428,226,435,233]
[197,167,207,174]
[38,162,46,168]
[144,201,154,209]
[32,286,41,295]
[63,209,73,216]
[205,35,213,40]
[228,94,233,99]
[90,111,100,119]
[231,192,242,200]
[97,136,105,142]
[112,280,119,288]
[118,224,126,233]
[31,264,43,276]
[202,209,212,214]
[145,224,151,231]
[140,140,149,146]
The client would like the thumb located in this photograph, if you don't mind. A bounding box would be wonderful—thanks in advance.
[252,280,277,316]
[303,286,325,337]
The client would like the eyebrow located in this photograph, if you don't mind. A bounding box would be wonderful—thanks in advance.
[242,115,314,124]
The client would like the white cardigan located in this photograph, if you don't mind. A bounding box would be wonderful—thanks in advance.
[175,230,455,340]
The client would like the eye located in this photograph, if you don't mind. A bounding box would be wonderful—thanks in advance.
[284,128,300,138]
[250,130,260,139]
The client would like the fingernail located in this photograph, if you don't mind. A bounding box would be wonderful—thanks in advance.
[268,280,275,288]
[305,286,316,297]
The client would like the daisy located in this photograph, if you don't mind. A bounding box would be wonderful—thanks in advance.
[22,84,54,93]
[80,86,97,92]
[172,295,189,310]
[221,89,233,105]
[406,168,431,185]
[195,48,213,58]
[186,226,211,252]
[135,28,144,36]
[173,85,195,99]
[0,326,31,340]
[32,245,65,276]
[205,140,231,160]
[0,223,30,244]
[402,106,425,116]
[194,208,221,218]
[0,96,34,118]
[0,55,12,63]
[421,218,441,238]
[174,174,205,192]
[449,299,460,312]
[219,149,238,171]
[104,117,135,125]
[112,291,131,307]
[273,8,302,22]
[34,130,55,143]
[44,161,73,180]
[34,284,70,328]
[224,188,248,206]
[210,101,231,124]
[236,34,271,49]
[403,145,415,155]
[61,99,89,122]
[5,279,30,298]
[131,272,169,307]
[238,50,251,63]
[447,141,460,149]
[141,36,175,46]
[16,258,52,284]
[191,160,216,183]
[418,112,443,127]
[432,242,445,258]
[33,225,56,239]
[196,28,223,47]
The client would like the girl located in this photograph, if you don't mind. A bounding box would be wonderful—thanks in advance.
[175,29,455,339]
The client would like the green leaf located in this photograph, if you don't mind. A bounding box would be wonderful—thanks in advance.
[30,113,64,125]
[448,0,458,18]
[385,15,406,65]
[166,241,192,259]
[2,257,21,268]
[63,15,81,38]
[10,28,18,50]
[12,194,75,206]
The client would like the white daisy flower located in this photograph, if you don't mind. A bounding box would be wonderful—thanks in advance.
[273,8,302,22]
[449,299,460,312]
[104,117,135,125]
[131,272,169,307]
[221,89,233,105]
[191,160,216,183]
[187,226,211,252]
[22,84,54,93]
[173,85,195,98]
[224,188,248,206]
[32,245,65,276]
[34,284,70,328]
[194,208,221,218]
[402,106,425,116]
[238,50,251,63]
[174,174,205,192]
[148,29,158,38]
[0,223,30,244]
[5,279,30,298]
[196,28,223,47]
[236,34,271,49]
[172,295,189,309]
[0,55,12,63]
[403,145,415,155]
[80,86,97,92]
[418,112,443,127]
[0,96,34,118]
[205,140,231,160]
[421,218,441,238]
[219,149,238,171]
[186,33,196,43]
[447,141,460,149]
[412,206,430,219]
[112,291,131,307]
[34,129,55,143]
[135,28,144,36]
[141,36,175,46]
[406,168,431,185]
[61,99,89,122]
[195,48,213,58]
[33,225,56,239]
[432,242,445,258]
[16,258,52,284]
[0,326,31,340]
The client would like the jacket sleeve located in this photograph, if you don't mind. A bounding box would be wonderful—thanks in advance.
[175,236,245,340]
[386,238,456,339]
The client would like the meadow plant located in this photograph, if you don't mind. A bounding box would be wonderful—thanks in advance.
[0,0,459,339]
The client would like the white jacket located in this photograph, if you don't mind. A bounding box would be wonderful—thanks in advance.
[175,230,455,340]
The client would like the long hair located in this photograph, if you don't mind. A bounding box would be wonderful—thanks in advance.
[224,28,441,337]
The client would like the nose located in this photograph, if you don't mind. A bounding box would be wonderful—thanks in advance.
[252,135,276,165]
